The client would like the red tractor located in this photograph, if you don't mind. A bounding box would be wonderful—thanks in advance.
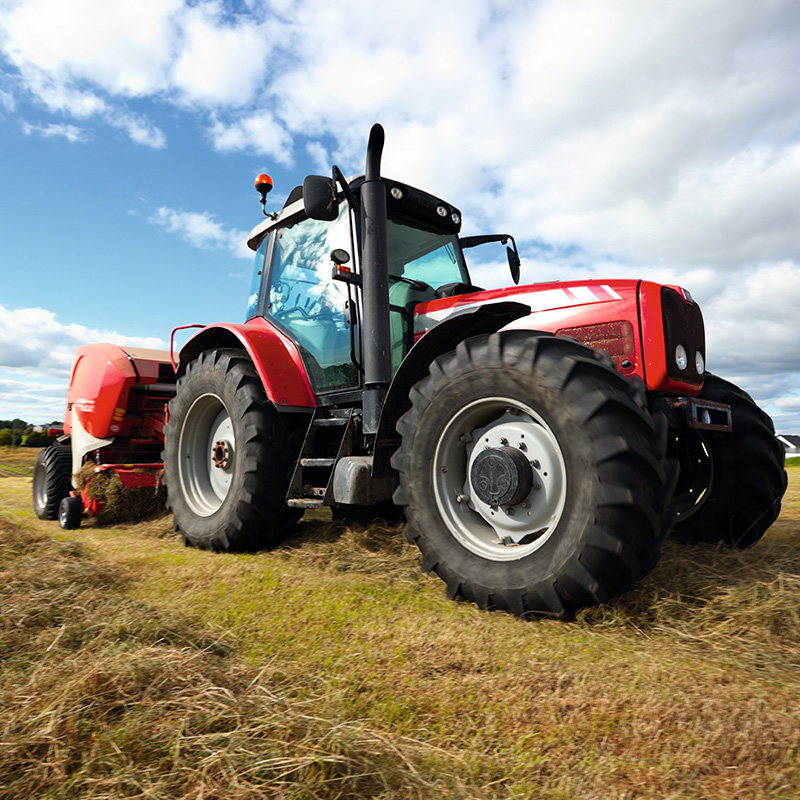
[33,125,787,618]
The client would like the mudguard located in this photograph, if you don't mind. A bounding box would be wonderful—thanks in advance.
[178,317,317,409]
[372,301,532,477]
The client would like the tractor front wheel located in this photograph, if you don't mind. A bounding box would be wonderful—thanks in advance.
[392,332,670,618]
[164,349,303,551]
[669,374,787,548]
[33,443,73,520]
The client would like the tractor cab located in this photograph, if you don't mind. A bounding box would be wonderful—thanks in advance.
[246,174,482,395]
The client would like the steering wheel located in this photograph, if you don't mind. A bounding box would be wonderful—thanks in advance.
[283,305,313,320]
[392,275,432,292]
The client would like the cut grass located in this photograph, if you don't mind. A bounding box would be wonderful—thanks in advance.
[0,456,798,798]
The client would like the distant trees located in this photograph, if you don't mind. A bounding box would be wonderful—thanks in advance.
[23,431,54,447]
[0,419,64,447]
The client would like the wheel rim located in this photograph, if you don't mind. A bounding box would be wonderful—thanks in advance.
[178,393,235,516]
[33,460,47,510]
[670,430,713,522]
[433,397,567,561]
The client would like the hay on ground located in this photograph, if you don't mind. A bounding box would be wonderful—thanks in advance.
[75,463,166,524]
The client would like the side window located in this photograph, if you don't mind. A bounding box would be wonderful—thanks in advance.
[246,235,270,320]
[267,205,358,392]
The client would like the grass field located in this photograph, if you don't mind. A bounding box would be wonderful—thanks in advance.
[1,447,798,799]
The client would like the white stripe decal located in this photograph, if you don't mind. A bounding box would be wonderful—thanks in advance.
[571,286,598,303]
[414,284,622,333]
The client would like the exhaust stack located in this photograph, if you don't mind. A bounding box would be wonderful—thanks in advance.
[359,124,392,435]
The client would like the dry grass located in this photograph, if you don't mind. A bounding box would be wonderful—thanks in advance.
[0,445,41,477]
[0,517,460,799]
[76,463,167,525]
[0,454,798,799]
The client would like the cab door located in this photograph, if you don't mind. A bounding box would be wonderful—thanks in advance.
[263,204,360,394]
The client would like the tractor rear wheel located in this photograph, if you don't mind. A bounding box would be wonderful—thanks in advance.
[164,349,303,551]
[32,443,73,520]
[392,332,670,619]
[669,374,787,548]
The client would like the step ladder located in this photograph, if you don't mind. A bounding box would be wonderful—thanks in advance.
[286,409,354,508]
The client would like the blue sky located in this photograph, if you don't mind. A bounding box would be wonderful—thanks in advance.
[1,0,799,432]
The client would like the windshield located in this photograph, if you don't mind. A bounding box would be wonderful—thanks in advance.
[386,217,469,288]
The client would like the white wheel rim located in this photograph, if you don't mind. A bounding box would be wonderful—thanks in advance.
[34,460,47,508]
[178,393,235,516]
[432,397,567,561]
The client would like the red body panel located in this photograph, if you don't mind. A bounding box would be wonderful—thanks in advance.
[414,278,702,396]
[64,344,172,438]
[181,317,317,408]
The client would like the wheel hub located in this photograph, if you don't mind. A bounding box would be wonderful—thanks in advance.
[470,446,533,507]
[212,439,232,470]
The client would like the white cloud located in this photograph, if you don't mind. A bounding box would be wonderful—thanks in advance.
[0,304,165,422]
[170,1,274,107]
[108,111,166,148]
[209,111,293,164]
[2,0,181,96]
[0,87,15,112]
[148,206,251,260]
[20,119,87,142]
[0,374,71,425]
[306,141,330,175]
[0,305,164,378]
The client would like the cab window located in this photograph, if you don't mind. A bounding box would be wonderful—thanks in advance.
[266,205,358,392]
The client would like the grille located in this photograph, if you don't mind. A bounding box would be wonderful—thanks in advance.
[661,287,705,385]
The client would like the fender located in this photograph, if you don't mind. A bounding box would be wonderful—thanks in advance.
[372,301,533,477]
[178,317,317,409]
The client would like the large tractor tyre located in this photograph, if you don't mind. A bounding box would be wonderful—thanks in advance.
[163,349,304,552]
[32,443,73,520]
[669,374,787,548]
[391,332,670,619]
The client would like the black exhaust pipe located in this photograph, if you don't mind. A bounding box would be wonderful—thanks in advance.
[359,124,392,435]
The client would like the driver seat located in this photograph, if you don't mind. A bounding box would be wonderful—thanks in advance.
[434,282,484,299]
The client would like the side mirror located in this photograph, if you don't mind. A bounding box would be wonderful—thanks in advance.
[303,175,339,221]
[507,246,521,285]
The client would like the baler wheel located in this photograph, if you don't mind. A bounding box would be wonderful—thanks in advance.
[164,348,303,551]
[32,443,73,520]
[58,496,82,529]
[392,331,670,619]
[669,374,787,548]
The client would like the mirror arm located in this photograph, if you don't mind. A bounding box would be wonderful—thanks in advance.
[332,165,359,209]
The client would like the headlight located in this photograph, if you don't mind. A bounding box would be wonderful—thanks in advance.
[696,351,704,375]
[436,205,448,217]
[675,344,688,370]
